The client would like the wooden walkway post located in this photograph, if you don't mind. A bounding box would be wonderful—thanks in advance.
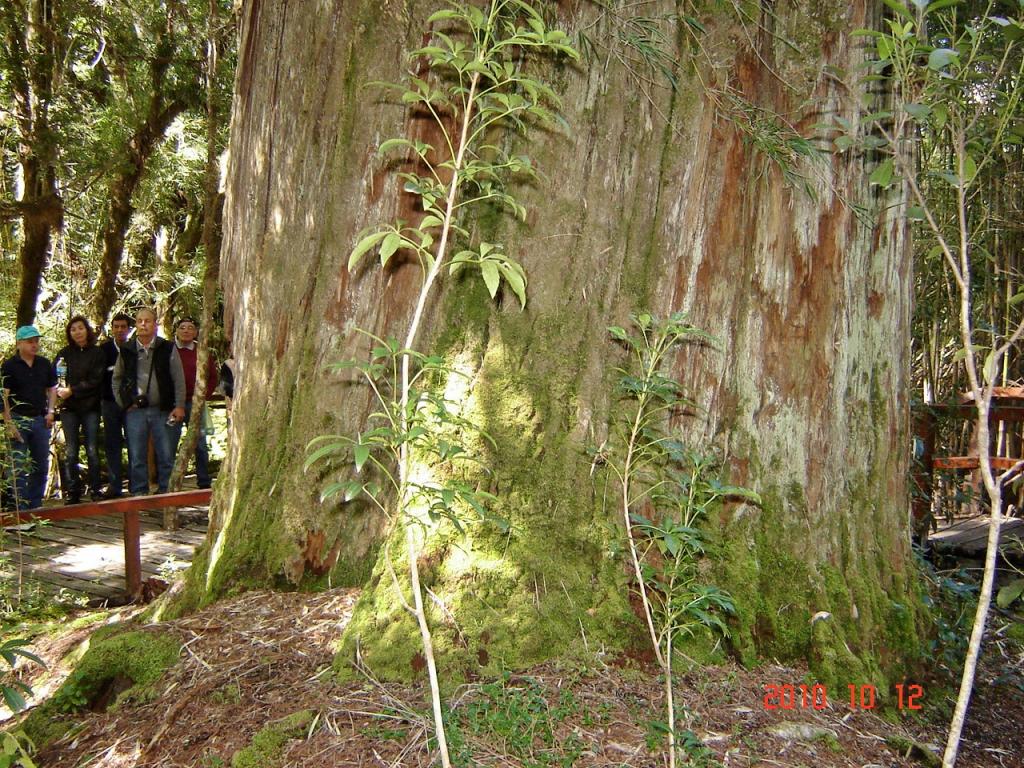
[124,509,142,599]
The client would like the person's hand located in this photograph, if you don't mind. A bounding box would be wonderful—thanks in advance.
[45,411,55,428]
[57,386,72,399]
[5,421,22,442]
[170,407,186,424]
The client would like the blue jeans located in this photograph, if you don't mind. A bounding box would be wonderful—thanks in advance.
[101,399,126,494]
[124,407,174,495]
[10,415,50,510]
[60,409,101,498]
[167,403,210,487]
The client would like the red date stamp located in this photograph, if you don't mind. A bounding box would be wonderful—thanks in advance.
[762,683,924,711]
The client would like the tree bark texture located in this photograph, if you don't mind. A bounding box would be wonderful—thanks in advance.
[5,0,63,326]
[15,173,61,326]
[171,2,224,501]
[176,0,921,686]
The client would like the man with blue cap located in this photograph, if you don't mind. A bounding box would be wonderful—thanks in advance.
[2,325,58,509]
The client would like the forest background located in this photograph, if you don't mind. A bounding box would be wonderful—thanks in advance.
[1,0,1024,767]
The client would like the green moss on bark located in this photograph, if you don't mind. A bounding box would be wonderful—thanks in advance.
[23,627,180,748]
[713,470,927,692]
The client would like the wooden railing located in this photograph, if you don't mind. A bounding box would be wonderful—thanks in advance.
[932,456,1023,471]
[0,489,212,599]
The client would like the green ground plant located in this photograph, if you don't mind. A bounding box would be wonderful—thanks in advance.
[0,637,43,714]
[445,675,583,768]
[229,710,315,768]
[597,312,758,768]
[0,401,46,768]
[0,637,43,767]
[306,3,577,765]
[995,537,1024,610]
[918,559,978,673]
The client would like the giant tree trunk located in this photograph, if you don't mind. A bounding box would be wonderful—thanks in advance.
[175,0,921,687]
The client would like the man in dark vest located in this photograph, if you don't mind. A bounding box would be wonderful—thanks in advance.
[100,312,133,497]
[111,308,186,494]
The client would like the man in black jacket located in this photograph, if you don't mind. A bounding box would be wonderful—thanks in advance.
[111,308,186,495]
[100,313,132,497]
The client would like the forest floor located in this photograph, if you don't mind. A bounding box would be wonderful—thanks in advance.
[7,587,1024,768]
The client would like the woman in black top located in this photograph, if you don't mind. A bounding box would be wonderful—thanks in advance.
[55,316,106,503]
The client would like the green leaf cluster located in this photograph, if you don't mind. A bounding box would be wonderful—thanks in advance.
[839,1,1024,193]
[602,313,757,653]
[0,731,36,768]
[0,637,43,713]
[997,576,1024,609]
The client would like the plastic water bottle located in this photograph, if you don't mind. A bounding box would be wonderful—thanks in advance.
[55,358,67,388]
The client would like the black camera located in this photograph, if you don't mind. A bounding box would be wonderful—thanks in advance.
[133,395,149,409]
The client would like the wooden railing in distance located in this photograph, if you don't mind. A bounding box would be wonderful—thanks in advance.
[932,457,1022,471]
[0,489,212,600]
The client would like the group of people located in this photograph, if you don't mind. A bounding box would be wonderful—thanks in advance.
[2,308,233,510]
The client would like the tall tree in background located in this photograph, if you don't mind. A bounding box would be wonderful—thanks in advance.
[85,1,207,326]
[174,0,922,688]
[1,0,65,326]
[0,0,234,336]
[170,0,227,496]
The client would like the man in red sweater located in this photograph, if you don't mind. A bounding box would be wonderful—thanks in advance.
[169,318,217,488]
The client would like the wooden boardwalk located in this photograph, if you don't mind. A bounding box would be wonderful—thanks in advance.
[1,506,208,603]
[930,516,1024,558]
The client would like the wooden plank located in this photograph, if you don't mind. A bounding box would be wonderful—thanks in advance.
[52,517,205,546]
[14,567,121,600]
[56,518,207,548]
[4,526,202,567]
[4,550,126,592]
[0,491,210,602]
[952,527,991,548]
[4,553,121,589]
[989,406,1024,422]
[4,543,189,582]
[961,386,1024,402]
[18,522,132,548]
[7,532,202,569]
[6,547,199,574]
[932,456,1022,471]
[66,510,209,537]
[931,518,1024,555]
[4,542,200,602]
[7,520,204,557]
